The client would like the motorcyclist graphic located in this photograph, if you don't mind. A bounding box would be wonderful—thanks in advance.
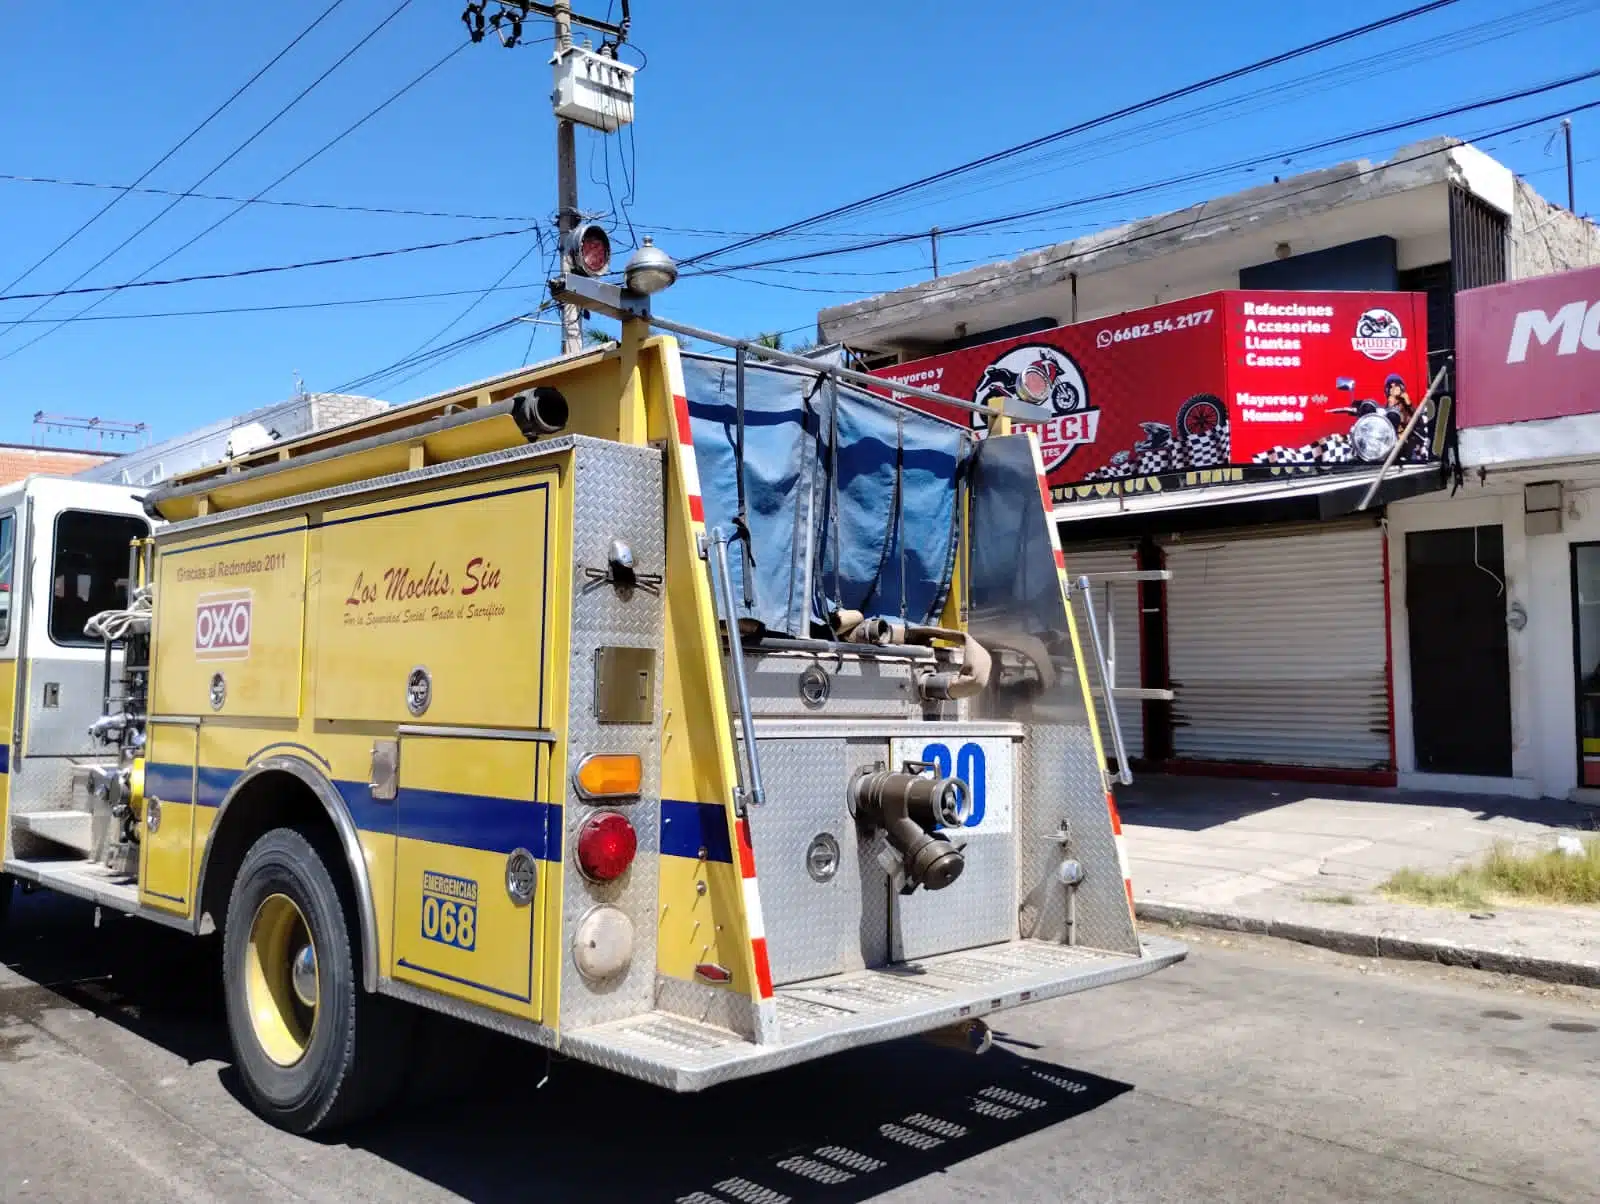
[1384,374,1414,426]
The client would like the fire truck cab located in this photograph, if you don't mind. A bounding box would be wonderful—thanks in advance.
[0,303,1183,1134]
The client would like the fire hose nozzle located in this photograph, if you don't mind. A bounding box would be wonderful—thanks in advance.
[848,763,969,893]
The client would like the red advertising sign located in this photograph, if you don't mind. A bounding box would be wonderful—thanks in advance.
[873,289,1433,503]
[1456,263,1600,429]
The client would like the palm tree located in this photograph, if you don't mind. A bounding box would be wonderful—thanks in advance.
[585,327,616,346]
[754,331,783,350]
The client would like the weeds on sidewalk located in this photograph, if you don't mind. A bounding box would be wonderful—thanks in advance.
[1382,837,1600,909]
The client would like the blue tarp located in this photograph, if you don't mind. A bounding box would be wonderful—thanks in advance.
[681,354,969,637]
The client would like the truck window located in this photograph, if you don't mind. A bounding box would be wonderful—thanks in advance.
[0,513,13,644]
[51,510,149,647]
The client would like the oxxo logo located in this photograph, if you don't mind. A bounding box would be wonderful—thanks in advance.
[1505,298,1600,363]
[195,590,253,660]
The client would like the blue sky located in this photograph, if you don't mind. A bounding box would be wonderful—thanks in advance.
[0,0,1596,447]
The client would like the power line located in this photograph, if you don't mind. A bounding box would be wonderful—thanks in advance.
[808,0,1599,231]
[0,226,537,303]
[686,68,1600,279]
[332,313,528,396]
[804,101,1600,334]
[0,0,419,354]
[386,234,546,369]
[0,172,538,223]
[680,0,1468,268]
[1,21,469,365]
[0,0,351,300]
[0,281,548,323]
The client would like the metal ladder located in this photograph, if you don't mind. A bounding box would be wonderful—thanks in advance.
[1068,569,1175,787]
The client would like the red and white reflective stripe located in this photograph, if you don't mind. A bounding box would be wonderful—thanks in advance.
[734,817,774,1001]
[1107,792,1135,918]
[671,392,706,525]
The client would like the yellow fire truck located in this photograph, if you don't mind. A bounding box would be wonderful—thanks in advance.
[0,269,1183,1133]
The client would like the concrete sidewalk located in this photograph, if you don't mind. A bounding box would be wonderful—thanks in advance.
[1119,775,1600,986]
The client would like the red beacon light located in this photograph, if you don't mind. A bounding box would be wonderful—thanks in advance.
[576,811,637,882]
[564,222,612,278]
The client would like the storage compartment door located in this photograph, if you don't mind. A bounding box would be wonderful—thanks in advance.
[153,521,308,720]
[141,721,198,914]
[313,474,555,728]
[391,735,554,1020]
[887,735,1017,960]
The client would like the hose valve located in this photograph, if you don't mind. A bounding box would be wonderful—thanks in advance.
[848,761,970,894]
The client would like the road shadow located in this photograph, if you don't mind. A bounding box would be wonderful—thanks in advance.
[5,888,1133,1203]
[0,885,227,1065]
[1118,773,1600,833]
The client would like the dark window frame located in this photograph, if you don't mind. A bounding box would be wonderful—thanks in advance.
[48,509,150,649]
[0,510,15,647]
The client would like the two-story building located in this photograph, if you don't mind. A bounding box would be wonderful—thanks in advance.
[817,137,1600,793]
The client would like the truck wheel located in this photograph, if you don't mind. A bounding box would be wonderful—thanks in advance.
[222,827,410,1134]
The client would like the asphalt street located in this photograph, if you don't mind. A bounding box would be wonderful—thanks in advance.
[1,889,1596,1203]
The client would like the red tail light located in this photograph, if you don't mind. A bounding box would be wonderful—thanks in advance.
[576,812,637,882]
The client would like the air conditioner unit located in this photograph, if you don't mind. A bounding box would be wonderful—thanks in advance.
[551,45,636,132]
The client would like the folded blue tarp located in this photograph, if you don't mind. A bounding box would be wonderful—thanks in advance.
[681,354,970,637]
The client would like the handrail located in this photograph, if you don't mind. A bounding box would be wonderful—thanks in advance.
[1075,576,1132,787]
[704,526,767,809]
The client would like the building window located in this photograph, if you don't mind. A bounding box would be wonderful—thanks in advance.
[1572,545,1600,787]
[50,511,149,647]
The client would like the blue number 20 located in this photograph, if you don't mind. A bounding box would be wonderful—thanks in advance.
[920,742,986,829]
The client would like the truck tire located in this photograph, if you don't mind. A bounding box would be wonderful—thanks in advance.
[222,827,410,1134]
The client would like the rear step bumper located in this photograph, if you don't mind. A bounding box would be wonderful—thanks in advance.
[564,934,1186,1091]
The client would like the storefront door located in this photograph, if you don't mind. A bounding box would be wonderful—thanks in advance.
[1571,545,1600,787]
[1405,526,1512,777]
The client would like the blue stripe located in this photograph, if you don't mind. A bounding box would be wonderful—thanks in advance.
[146,760,195,804]
[660,799,733,863]
[395,959,533,1003]
[0,742,9,775]
[145,761,559,861]
[393,786,560,861]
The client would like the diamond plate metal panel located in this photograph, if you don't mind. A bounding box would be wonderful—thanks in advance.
[886,735,1018,961]
[6,754,106,859]
[962,434,1140,956]
[1017,723,1139,954]
[557,441,666,1029]
[558,934,1186,1090]
[23,658,116,758]
[745,738,885,984]
[653,973,755,1038]
[744,651,925,719]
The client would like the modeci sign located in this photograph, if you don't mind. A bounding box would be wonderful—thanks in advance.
[1505,298,1600,362]
[1457,264,1600,428]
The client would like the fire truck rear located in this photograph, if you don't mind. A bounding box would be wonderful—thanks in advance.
[0,284,1183,1133]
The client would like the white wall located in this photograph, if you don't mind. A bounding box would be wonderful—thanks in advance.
[1387,474,1600,801]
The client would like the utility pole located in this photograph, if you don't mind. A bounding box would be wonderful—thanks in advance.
[1563,118,1575,212]
[462,2,634,355]
[930,227,940,278]
[554,0,582,353]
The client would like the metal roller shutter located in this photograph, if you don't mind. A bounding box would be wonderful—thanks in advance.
[1161,524,1390,769]
[1060,543,1144,760]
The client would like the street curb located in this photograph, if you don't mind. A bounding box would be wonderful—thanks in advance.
[1135,900,1600,989]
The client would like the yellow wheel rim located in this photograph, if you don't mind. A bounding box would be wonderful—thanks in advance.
[245,892,318,1067]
